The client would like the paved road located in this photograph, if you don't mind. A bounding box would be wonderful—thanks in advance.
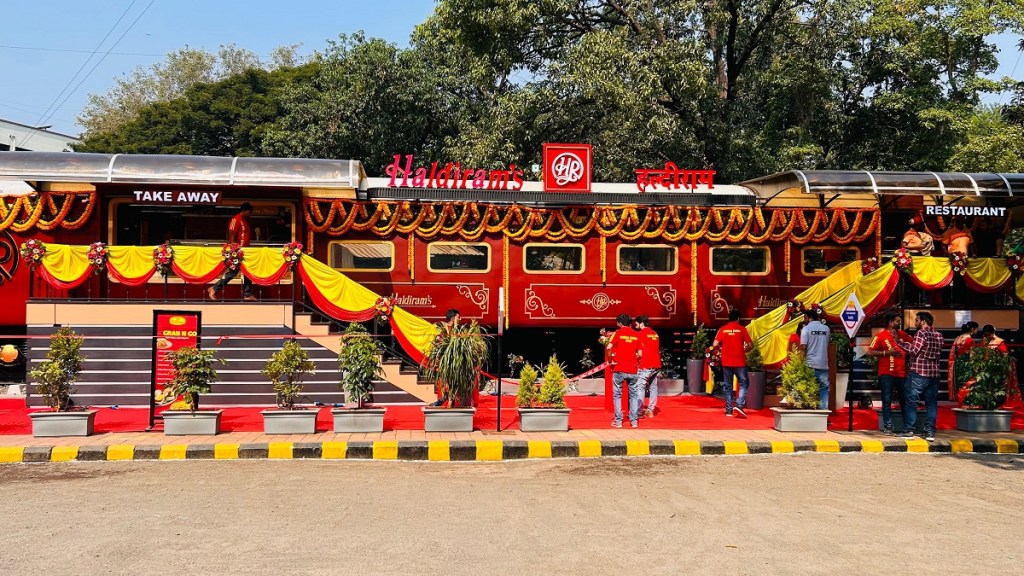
[2,454,1022,575]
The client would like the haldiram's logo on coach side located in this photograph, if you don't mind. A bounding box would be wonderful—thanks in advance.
[925,205,1006,217]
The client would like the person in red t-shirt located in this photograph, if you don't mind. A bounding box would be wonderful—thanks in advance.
[208,203,255,301]
[635,315,662,418]
[712,309,753,417]
[865,313,911,434]
[607,313,641,428]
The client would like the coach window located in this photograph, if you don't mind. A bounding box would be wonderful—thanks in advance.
[524,243,585,273]
[428,242,491,273]
[710,246,770,276]
[617,245,677,274]
[801,247,859,276]
[328,241,394,272]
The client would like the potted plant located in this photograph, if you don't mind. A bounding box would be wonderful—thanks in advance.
[161,346,224,435]
[657,348,686,395]
[686,324,710,395]
[422,320,489,432]
[571,347,603,393]
[517,355,571,432]
[745,345,766,410]
[831,332,854,410]
[771,349,830,431]
[953,347,1014,432]
[260,339,318,434]
[334,322,387,433]
[28,327,96,437]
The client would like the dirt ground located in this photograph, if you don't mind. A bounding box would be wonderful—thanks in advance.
[1,453,1022,576]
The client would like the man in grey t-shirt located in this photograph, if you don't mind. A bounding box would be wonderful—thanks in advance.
[799,309,831,410]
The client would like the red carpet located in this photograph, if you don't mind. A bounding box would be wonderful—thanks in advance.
[2,395,1024,434]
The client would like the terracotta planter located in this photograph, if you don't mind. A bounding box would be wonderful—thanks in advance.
[262,409,319,434]
[518,408,570,432]
[332,408,386,433]
[423,407,475,432]
[163,410,222,435]
[30,410,97,437]
[771,407,830,432]
[953,408,1013,433]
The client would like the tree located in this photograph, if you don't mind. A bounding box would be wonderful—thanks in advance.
[78,44,310,138]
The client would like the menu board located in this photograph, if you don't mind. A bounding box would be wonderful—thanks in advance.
[149,311,201,427]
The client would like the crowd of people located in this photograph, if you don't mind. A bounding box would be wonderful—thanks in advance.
[902,215,1004,258]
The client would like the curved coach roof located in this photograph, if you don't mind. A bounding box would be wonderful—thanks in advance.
[742,170,1024,200]
[0,151,364,190]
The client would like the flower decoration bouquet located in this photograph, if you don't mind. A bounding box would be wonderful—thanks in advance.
[87,241,109,274]
[153,243,174,277]
[281,242,303,269]
[1008,253,1024,276]
[374,295,396,324]
[19,239,46,269]
[221,243,244,272]
[892,247,913,274]
[949,251,969,276]
[861,256,879,275]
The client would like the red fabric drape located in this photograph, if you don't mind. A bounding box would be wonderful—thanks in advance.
[297,264,375,322]
[170,262,225,284]
[35,265,92,290]
[106,267,156,287]
[241,263,290,287]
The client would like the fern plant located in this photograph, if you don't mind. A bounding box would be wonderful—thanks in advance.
[779,350,820,409]
[690,324,710,360]
[515,362,539,408]
[262,339,316,409]
[537,354,567,408]
[337,323,384,408]
[29,327,84,411]
[424,320,489,407]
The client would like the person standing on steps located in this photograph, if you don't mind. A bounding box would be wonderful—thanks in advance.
[208,203,256,302]
[713,309,753,418]
[635,315,661,418]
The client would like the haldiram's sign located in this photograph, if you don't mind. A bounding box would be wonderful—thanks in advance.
[925,205,1006,217]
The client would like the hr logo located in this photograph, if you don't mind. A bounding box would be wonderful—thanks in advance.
[551,152,584,186]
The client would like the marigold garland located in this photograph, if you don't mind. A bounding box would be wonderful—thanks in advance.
[0,191,96,233]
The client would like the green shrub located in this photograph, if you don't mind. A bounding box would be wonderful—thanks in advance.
[164,346,222,412]
[537,354,567,408]
[262,339,316,409]
[746,345,764,372]
[779,350,820,409]
[515,362,539,408]
[690,325,710,360]
[831,332,854,370]
[29,327,84,411]
[962,347,1012,410]
[424,320,489,407]
[337,323,384,407]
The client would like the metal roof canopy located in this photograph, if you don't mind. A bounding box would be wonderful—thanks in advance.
[0,151,364,189]
[741,170,1024,200]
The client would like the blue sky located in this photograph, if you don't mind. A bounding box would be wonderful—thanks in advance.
[2,1,1022,137]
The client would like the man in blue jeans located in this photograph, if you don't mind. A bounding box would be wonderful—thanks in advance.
[800,309,831,410]
[607,314,641,428]
[713,309,752,418]
[896,311,944,441]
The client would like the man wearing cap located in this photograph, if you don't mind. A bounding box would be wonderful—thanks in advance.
[902,215,934,256]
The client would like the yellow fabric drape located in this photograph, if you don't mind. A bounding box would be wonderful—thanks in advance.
[748,260,862,341]
[1018,276,1024,302]
[107,246,158,280]
[910,256,952,288]
[172,247,224,279]
[240,247,289,279]
[298,257,379,313]
[757,317,804,369]
[40,244,90,283]
[820,264,898,316]
[965,257,1010,289]
[391,306,438,360]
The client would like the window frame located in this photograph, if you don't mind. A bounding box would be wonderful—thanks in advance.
[522,242,587,275]
[328,240,396,272]
[615,244,678,275]
[709,245,771,277]
[799,246,861,277]
[426,241,492,274]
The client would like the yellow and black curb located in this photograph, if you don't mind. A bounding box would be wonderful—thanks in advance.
[1,437,1022,463]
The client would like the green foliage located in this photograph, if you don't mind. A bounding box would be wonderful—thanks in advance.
[29,327,84,411]
[579,348,596,372]
[746,345,764,373]
[962,347,1012,410]
[164,347,222,412]
[262,339,316,409]
[831,333,854,370]
[424,320,490,407]
[690,325,710,360]
[779,350,820,410]
[337,323,384,408]
[1004,228,1024,257]
[537,354,567,409]
[515,362,539,408]
[862,353,879,386]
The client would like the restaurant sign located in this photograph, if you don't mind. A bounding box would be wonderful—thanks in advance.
[386,154,526,191]
[133,190,223,204]
[542,143,592,193]
[635,162,716,192]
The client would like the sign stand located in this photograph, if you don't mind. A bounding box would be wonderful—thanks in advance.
[149,310,202,429]
[496,287,504,432]
[840,293,866,432]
